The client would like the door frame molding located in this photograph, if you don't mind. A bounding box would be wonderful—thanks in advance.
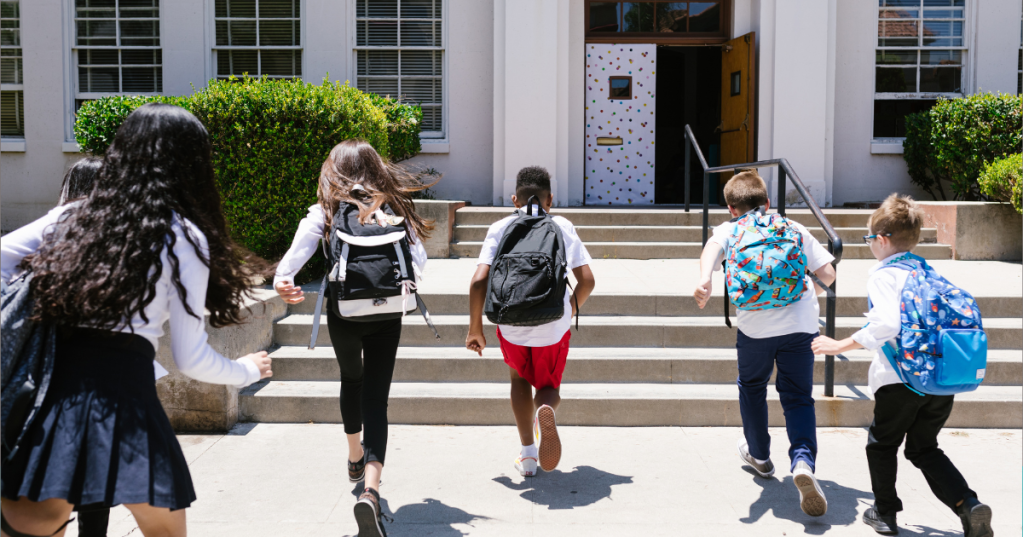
[584,0,732,44]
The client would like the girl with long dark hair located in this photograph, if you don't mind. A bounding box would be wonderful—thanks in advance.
[274,139,434,537]
[0,103,272,537]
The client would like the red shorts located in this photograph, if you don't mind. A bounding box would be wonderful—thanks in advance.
[496,327,571,390]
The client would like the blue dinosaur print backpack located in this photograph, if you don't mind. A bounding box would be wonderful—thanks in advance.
[724,209,808,314]
[878,253,987,396]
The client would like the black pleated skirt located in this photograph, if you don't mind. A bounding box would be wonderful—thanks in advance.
[1,328,196,510]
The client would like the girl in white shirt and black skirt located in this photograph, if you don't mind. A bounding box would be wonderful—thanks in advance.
[0,103,272,537]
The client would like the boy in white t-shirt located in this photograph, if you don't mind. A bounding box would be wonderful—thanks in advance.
[466,166,595,477]
[693,171,836,517]
[812,194,992,537]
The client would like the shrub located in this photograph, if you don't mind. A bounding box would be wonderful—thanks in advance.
[904,93,1022,200]
[367,93,422,163]
[73,77,423,281]
[979,153,1022,214]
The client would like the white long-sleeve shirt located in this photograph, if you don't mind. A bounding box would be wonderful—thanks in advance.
[851,251,912,393]
[1,204,262,388]
[273,204,428,287]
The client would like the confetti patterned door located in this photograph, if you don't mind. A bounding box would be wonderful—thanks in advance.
[585,44,656,205]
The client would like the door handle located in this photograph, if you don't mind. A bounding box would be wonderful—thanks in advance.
[596,136,623,146]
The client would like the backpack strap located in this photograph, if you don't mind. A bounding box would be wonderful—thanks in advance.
[308,275,327,350]
[416,294,441,339]
[722,260,732,329]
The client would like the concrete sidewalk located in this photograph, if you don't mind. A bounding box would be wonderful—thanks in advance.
[77,425,1021,537]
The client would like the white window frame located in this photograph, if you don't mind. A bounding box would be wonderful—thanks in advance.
[872,0,974,143]
[209,0,305,81]
[1,0,24,141]
[1018,6,1022,95]
[351,0,447,141]
[64,0,163,143]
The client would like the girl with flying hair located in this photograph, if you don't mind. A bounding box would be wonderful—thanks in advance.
[0,103,272,537]
[274,139,435,537]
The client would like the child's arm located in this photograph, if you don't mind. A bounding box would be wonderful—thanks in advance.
[811,263,837,295]
[466,264,491,356]
[812,271,901,355]
[811,335,863,355]
[571,265,595,316]
[274,206,327,304]
[693,242,725,309]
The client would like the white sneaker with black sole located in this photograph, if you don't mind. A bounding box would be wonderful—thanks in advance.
[736,438,775,478]
[792,461,828,517]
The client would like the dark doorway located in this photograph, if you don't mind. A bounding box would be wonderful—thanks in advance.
[654,45,722,205]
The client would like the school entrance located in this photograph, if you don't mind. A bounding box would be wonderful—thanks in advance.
[583,1,754,206]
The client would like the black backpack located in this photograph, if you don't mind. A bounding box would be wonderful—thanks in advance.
[308,202,439,348]
[484,198,577,327]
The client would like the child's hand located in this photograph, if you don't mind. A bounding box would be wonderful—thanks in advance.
[275,281,305,304]
[243,351,273,379]
[693,277,713,309]
[466,331,486,356]
[811,336,842,355]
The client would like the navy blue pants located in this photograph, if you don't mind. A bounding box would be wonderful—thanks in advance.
[736,330,817,472]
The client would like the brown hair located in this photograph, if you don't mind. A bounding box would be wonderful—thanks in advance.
[723,170,769,213]
[868,194,923,251]
[317,139,436,243]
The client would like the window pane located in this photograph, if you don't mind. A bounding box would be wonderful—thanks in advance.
[656,3,687,33]
[688,2,719,32]
[923,0,964,6]
[259,0,297,18]
[400,21,439,46]
[122,48,160,64]
[919,66,960,92]
[876,50,916,65]
[1,90,24,136]
[873,99,936,137]
[223,20,257,46]
[77,20,117,45]
[357,20,397,46]
[0,2,19,19]
[357,50,398,76]
[0,57,21,84]
[81,49,119,64]
[876,67,916,92]
[357,0,397,18]
[79,66,120,92]
[260,49,301,76]
[401,50,440,76]
[402,78,441,104]
[122,66,160,91]
[119,20,159,46]
[420,105,440,132]
[589,2,619,32]
[880,0,921,7]
[878,19,918,47]
[217,0,255,18]
[260,19,299,46]
[401,0,441,19]
[217,49,257,77]
[920,49,960,64]
[357,77,399,97]
[621,3,654,33]
[922,21,962,46]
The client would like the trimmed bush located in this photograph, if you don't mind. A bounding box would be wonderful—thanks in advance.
[904,93,1022,200]
[74,78,423,281]
[979,153,1022,214]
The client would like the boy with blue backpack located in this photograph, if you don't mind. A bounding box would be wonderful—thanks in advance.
[812,194,993,537]
[693,171,836,517]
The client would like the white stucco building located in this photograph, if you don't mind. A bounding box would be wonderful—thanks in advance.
[2,0,1020,229]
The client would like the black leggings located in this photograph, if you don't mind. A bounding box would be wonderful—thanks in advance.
[326,312,401,466]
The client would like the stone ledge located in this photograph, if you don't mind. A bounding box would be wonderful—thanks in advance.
[918,202,1022,261]
[413,199,466,258]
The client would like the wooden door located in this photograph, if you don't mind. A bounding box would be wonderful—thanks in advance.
[719,32,755,184]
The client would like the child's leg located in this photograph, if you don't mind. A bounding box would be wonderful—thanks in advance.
[736,330,777,461]
[866,384,923,515]
[903,394,977,511]
[359,319,402,492]
[327,313,366,463]
[774,332,817,472]
[510,368,536,445]
[534,387,560,411]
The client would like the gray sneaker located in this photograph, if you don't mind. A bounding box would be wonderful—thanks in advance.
[793,461,828,517]
[737,438,775,478]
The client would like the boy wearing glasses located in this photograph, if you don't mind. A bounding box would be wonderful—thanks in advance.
[693,171,836,517]
[812,194,993,537]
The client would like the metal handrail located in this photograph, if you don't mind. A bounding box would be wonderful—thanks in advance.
[683,124,845,397]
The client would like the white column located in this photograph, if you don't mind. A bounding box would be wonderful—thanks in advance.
[971,0,1021,95]
[160,0,208,95]
[305,0,350,84]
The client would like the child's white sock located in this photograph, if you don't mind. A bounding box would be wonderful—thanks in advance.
[754,456,769,465]
[521,443,538,458]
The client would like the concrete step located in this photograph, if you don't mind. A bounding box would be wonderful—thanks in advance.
[273,314,1023,350]
[267,345,1023,385]
[289,290,1020,320]
[454,207,874,228]
[452,225,938,244]
[448,241,951,260]
[238,381,1023,428]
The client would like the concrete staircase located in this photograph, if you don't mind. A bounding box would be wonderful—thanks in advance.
[239,208,1021,428]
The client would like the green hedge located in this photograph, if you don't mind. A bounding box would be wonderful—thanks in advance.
[904,93,1022,200]
[979,153,1022,214]
[74,77,423,280]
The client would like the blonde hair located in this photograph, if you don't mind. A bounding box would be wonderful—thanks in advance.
[869,194,923,251]
[723,171,769,213]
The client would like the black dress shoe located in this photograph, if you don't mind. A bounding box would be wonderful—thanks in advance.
[957,497,993,537]
[863,505,898,535]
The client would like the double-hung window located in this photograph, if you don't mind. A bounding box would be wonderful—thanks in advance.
[874,0,966,139]
[1,0,23,138]
[213,0,302,80]
[354,0,444,138]
[74,0,162,114]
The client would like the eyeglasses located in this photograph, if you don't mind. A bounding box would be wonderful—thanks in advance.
[862,233,891,244]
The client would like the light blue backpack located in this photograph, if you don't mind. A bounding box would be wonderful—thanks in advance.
[878,253,987,396]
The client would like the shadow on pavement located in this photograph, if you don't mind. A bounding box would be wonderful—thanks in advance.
[493,465,634,510]
[347,483,489,536]
[741,472,875,535]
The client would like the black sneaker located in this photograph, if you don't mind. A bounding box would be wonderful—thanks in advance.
[957,497,993,537]
[349,443,367,483]
[354,487,388,537]
[863,505,898,535]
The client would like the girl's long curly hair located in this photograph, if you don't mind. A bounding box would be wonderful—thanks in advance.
[28,103,257,329]
[317,139,436,243]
